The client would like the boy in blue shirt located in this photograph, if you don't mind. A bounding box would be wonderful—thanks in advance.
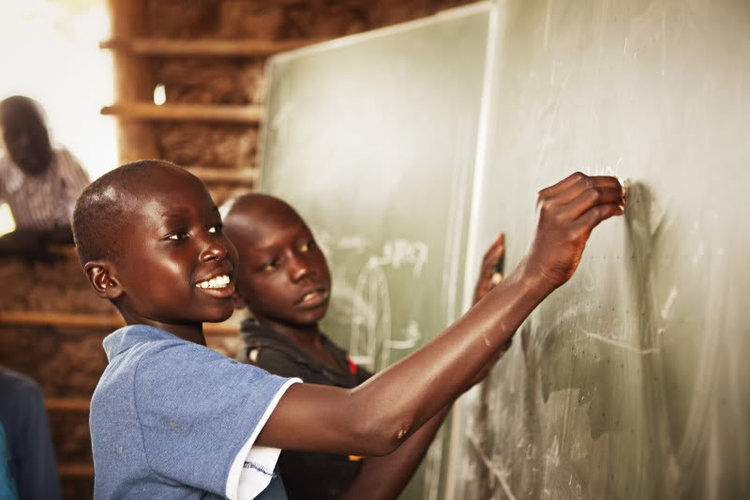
[72,160,624,498]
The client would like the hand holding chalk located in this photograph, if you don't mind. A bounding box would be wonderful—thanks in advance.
[521,172,625,294]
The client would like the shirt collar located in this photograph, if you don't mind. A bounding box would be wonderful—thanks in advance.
[102,324,183,361]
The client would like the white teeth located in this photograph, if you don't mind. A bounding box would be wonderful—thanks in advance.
[303,291,318,302]
[196,274,230,289]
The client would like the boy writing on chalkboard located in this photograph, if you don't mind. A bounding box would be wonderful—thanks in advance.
[221,193,507,499]
[73,160,624,498]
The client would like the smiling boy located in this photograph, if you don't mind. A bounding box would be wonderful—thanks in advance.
[73,160,624,499]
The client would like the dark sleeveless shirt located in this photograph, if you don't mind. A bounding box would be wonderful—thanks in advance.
[237,320,373,500]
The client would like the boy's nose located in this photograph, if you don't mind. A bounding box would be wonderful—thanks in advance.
[199,237,228,261]
[289,256,312,282]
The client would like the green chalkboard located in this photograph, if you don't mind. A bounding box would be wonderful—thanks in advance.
[260,4,494,499]
[451,1,750,499]
[261,0,750,498]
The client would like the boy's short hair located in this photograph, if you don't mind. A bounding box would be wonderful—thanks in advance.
[72,159,176,266]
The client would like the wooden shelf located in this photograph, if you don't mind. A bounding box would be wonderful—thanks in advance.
[0,311,237,337]
[46,397,90,412]
[101,102,262,123]
[0,311,122,329]
[100,37,324,57]
[185,166,258,186]
[58,464,94,478]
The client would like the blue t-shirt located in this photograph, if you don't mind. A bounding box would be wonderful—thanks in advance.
[90,325,299,499]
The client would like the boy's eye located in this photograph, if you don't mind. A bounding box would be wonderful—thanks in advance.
[263,258,279,271]
[300,239,316,253]
[167,231,188,241]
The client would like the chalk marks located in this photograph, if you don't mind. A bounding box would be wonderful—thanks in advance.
[576,328,660,355]
[347,238,428,371]
[467,432,518,500]
[660,286,678,320]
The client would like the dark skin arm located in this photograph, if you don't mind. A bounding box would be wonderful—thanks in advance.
[0,225,73,262]
[341,237,507,500]
[257,173,625,456]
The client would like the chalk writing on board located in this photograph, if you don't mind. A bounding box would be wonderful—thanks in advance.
[348,239,428,370]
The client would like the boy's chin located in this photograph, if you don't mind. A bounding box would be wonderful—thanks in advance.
[202,304,235,323]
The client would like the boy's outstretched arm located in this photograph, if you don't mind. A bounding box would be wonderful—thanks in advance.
[340,405,450,500]
[257,173,625,456]
[339,236,507,500]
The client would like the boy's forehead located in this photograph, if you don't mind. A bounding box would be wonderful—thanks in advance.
[115,164,211,214]
[242,198,307,232]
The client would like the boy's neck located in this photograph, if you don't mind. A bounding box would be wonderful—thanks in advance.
[256,318,323,349]
[121,314,207,346]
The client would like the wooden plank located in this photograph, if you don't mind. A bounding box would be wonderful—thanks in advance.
[185,166,258,185]
[0,311,122,329]
[101,103,262,123]
[58,464,94,478]
[46,397,90,412]
[107,0,160,161]
[0,311,237,337]
[100,37,325,57]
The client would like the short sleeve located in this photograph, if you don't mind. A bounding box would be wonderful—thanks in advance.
[134,341,298,499]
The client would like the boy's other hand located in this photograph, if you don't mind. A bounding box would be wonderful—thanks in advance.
[523,172,625,293]
[473,233,505,304]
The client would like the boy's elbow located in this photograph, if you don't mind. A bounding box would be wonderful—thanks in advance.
[351,406,415,456]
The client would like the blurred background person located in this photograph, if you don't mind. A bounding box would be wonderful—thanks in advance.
[0,96,90,260]
[0,365,62,500]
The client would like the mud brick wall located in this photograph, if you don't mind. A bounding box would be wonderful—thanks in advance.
[0,254,110,499]
[139,0,474,203]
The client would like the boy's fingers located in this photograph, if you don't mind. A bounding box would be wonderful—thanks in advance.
[571,202,625,238]
[541,175,622,207]
[561,184,625,221]
[537,172,588,198]
[480,234,505,269]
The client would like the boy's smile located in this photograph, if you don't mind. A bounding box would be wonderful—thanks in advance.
[106,164,238,340]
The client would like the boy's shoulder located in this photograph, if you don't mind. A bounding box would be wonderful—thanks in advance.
[98,324,289,400]
[102,324,186,360]
[90,325,297,499]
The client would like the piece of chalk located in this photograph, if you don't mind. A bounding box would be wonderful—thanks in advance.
[490,272,503,285]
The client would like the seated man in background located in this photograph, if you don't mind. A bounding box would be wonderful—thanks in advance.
[0,95,90,260]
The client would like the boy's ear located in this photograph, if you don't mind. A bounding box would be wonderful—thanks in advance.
[83,261,123,299]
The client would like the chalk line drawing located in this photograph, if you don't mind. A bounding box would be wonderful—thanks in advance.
[349,260,391,370]
[467,431,518,500]
[348,239,428,371]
